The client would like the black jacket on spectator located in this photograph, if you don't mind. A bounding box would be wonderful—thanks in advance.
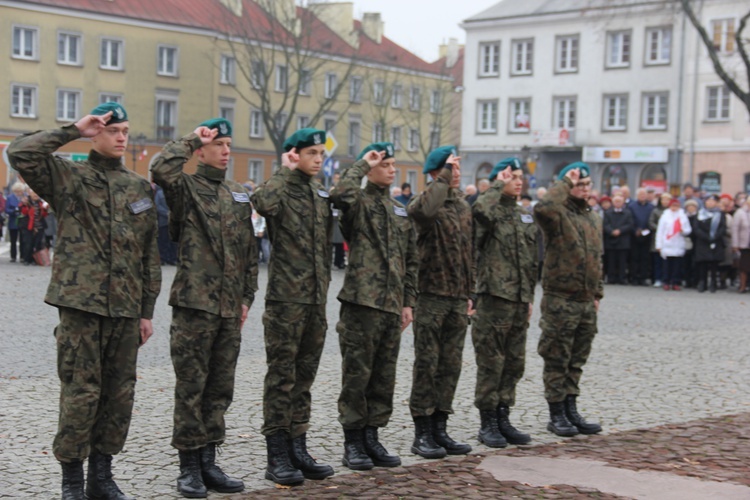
[692,211,726,262]
[603,208,635,250]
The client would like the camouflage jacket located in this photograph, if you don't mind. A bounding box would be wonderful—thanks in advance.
[473,182,537,304]
[534,178,604,302]
[251,166,332,305]
[7,125,161,318]
[407,168,474,299]
[332,160,418,315]
[151,134,258,318]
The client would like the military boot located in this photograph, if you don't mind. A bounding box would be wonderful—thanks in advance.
[497,405,532,445]
[199,443,244,493]
[432,411,472,455]
[411,416,447,458]
[265,432,304,485]
[547,401,579,437]
[288,434,335,479]
[564,395,602,434]
[177,450,207,498]
[86,452,134,500]
[364,426,401,467]
[342,429,374,471]
[478,410,507,448]
[60,460,85,500]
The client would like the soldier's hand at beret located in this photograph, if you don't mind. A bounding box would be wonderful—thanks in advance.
[75,112,112,138]
[282,149,300,170]
[445,154,461,170]
[496,166,513,183]
[363,150,385,168]
[565,167,581,183]
[194,126,219,146]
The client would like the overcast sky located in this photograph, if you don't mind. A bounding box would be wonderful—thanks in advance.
[349,0,499,62]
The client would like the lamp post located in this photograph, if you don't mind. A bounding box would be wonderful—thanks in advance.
[129,134,147,172]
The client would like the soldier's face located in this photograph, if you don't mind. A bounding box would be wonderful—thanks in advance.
[502,170,524,197]
[297,145,326,176]
[92,122,129,158]
[368,158,396,188]
[570,178,592,200]
[198,137,232,169]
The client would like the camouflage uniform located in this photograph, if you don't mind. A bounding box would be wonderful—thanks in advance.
[534,178,604,403]
[151,134,258,450]
[251,166,332,438]
[7,125,161,462]
[331,159,418,429]
[407,167,473,418]
[472,183,537,410]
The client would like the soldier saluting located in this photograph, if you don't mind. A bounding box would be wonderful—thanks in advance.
[8,103,161,500]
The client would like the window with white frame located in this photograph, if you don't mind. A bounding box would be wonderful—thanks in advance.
[509,98,531,133]
[157,46,178,76]
[391,84,403,109]
[248,159,264,184]
[409,86,421,111]
[553,97,576,130]
[156,97,177,140]
[57,89,81,121]
[297,115,310,130]
[407,171,417,190]
[555,35,579,73]
[705,85,730,121]
[324,72,337,99]
[391,126,401,150]
[711,18,735,53]
[603,94,628,131]
[429,126,440,150]
[511,39,533,75]
[220,55,236,85]
[250,110,263,138]
[373,122,384,142]
[606,30,631,68]
[99,93,123,104]
[408,128,419,152]
[299,69,312,95]
[11,84,37,118]
[225,157,235,180]
[324,117,336,133]
[219,98,235,123]
[477,100,498,133]
[275,112,288,131]
[251,60,265,88]
[642,92,668,130]
[275,65,288,92]
[100,38,123,70]
[58,32,81,65]
[479,42,500,77]
[430,89,441,114]
[373,81,385,105]
[12,26,38,60]
[348,121,360,157]
[645,26,672,65]
[349,76,363,103]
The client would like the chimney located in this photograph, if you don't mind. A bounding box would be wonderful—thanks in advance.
[309,1,358,47]
[439,38,460,68]
[361,12,383,44]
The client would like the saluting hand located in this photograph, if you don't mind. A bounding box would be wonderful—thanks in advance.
[363,150,385,168]
[282,148,300,170]
[565,168,581,184]
[193,126,219,146]
[496,166,513,183]
[75,112,112,138]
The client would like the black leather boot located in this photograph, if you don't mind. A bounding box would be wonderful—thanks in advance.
[411,416,447,458]
[199,443,244,493]
[265,432,304,485]
[288,434,335,479]
[697,281,706,292]
[497,405,531,445]
[86,452,134,500]
[478,410,507,448]
[547,401,579,437]
[177,450,207,498]
[342,429,374,470]
[564,395,602,434]
[364,426,401,467]
[60,460,85,500]
[432,411,471,455]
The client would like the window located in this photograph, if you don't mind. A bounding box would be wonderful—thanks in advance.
[324,117,336,133]
[373,122,384,142]
[391,84,403,109]
[251,60,265,88]
[324,72,337,99]
[219,98,235,123]
[511,39,533,75]
[57,89,81,121]
[553,97,576,130]
[248,160,264,184]
[479,42,500,77]
[220,55,236,85]
[99,93,123,104]
[711,18,735,53]
[407,171,417,191]
[603,95,628,131]
[430,89,441,114]
[297,115,309,130]
[58,32,81,65]
[391,126,401,150]
[157,46,178,76]
[275,65,288,92]
[408,128,420,152]
[409,86,421,111]
[429,126,440,150]
[11,84,37,118]
[509,98,531,133]
[100,38,123,70]
[348,121,360,157]
[373,81,385,106]
[299,69,312,95]
[12,26,38,60]
[606,30,631,68]
[645,27,672,65]
[250,110,263,138]
[349,76,363,103]
[156,98,177,140]
[275,112,288,131]
[555,35,579,73]
[706,85,730,121]
[477,100,498,133]
[225,157,235,180]
[642,92,668,130]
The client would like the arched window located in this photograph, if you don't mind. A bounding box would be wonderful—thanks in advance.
[601,164,627,195]
[475,162,493,182]
[639,164,667,193]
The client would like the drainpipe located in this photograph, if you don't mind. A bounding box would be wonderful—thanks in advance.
[688,0,704,186]
[674,2,687,186]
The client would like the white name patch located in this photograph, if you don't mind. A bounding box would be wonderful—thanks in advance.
[393,206,408,217]
[232,192,250,203]
[520,214,534,223]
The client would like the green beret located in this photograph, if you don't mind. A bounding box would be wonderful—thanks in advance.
[90,102,128,124]
[283,128,326,152]
[558,161,591,180]
[423,145,458,174]
[199,118,232,138]
[356,142,395,161]
[490,157,523,180]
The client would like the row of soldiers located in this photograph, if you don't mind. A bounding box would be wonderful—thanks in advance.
[8,103,604,500]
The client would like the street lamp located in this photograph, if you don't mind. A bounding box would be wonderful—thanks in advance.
[129,133,147,171]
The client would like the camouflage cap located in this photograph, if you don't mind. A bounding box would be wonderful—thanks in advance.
[490,157,522,180]
[356,142,395,161]
[199,117,232,138]
[283,128,326,152]
[90,102,128,124]
[423,145,458,174]
[558,161,591,180]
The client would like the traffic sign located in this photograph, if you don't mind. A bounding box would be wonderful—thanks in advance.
[323,157,334,177]
[325,134,338,156]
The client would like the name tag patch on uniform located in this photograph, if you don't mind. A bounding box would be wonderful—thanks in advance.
[128,198,153,214]
[393,206,408,217]
[317,189,330,199]
[232,192,250,203]
[520,214,534,224]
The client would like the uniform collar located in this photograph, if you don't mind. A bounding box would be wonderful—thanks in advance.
[365,181,389,197]
[196,163,227,182]
[88,149,125,171]
[500,193,517,206]
[289,168,314,185]
[566,195,589,213]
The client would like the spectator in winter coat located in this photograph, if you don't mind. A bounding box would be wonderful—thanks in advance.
[655,199,692,291]
[693,195,727,293]
[4,183,26,263]
[603,194,634,284]
[648,193,672,287]
[731,197,750,293]
[628,188,654,285]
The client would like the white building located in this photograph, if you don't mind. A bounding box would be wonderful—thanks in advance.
[460,0,750,195]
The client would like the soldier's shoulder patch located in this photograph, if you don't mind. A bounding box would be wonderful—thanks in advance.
[128,197,153,214]
[232,191,250,203]
[393,206,408,217]
[520,213,534,223]
[317,189,330,199]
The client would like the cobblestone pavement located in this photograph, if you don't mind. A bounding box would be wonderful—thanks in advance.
[1,245,749,498]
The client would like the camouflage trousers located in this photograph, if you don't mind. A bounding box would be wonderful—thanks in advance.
[471,295,530,410]
[53,307,140,463]
[262,301,326,438]
[537,295,598,403]
[170,307,241,450]
[409,294,468,417]
[337,302,402,429]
